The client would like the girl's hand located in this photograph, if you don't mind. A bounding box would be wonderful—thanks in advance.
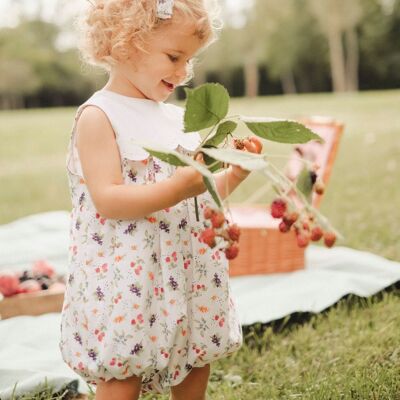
[231,136,263,180]
[171,152,208,200]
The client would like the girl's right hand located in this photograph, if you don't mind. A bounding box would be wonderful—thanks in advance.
[171,152,208,200]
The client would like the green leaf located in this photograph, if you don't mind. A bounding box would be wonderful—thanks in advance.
[296,166,313,202]
[200,147,269,171]
[184,83,230,132]
[242,117,323,144]
[137,141,223,209]
[204,121,237,148]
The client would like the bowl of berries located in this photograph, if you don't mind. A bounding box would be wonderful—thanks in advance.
[0,260,66,320]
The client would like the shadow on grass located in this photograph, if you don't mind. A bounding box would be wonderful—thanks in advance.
[242,281,400,352]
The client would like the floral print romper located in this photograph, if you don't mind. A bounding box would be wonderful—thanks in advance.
[59,89,243,395]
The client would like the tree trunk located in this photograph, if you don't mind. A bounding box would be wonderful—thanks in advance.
[345,26,359,91]
[327,26,347,92]
[244,60,259,98]
[280,70,297,94]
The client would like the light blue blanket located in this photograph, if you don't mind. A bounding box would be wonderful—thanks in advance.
[1,211,399,398]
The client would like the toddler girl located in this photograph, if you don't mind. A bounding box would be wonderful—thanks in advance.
[59,1,262,399]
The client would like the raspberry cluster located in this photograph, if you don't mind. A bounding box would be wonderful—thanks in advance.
[270,198,336,248]
[199,207,241,260]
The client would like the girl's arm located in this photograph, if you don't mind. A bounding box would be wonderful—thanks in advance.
[212,136,262,200]
[213,166,250,200]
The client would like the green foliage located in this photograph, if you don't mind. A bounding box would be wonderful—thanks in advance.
[201,147,268,171]
[1,91,400,399]
[183,83,230,132]
[243,119,323,144]
[204,121,238,148]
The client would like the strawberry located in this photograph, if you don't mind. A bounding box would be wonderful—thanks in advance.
[310,226,323,241]
[271,198,287,219]
[199,228,216,248]
[227,224,241,241]
[225,244,239,260]
[324,232,336,248]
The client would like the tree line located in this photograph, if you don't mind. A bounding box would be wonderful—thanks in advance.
[0,0,399,109]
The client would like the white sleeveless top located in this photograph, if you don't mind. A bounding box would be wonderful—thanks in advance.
[59,89,243,395]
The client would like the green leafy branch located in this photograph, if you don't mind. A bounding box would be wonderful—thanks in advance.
[133,83,340,239]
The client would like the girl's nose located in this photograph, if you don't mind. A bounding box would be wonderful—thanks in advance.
[175,63,187,81]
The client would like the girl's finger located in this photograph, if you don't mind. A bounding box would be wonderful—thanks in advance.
[243,140,257,153]
[195,152,205,163]
[249,136,263,153]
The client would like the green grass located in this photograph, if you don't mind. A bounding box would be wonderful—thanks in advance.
[2,89,400,399]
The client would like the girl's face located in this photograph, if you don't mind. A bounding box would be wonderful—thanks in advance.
[109,19,206,102]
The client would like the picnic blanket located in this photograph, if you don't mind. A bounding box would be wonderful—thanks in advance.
[0,211,399,398]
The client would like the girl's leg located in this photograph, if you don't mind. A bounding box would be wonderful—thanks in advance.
[95,374,142,400]
[170,364,210,400]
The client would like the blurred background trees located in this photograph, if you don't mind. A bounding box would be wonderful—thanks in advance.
[0,0,399,108]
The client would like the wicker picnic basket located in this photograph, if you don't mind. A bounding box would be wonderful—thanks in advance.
[227,116,344,277]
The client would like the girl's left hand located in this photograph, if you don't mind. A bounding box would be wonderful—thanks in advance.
[231,136,263,179]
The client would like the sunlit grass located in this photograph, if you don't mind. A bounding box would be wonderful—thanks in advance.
[2,89,400,399]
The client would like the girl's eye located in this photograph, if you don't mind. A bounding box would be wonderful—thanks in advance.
[168,54,179,63]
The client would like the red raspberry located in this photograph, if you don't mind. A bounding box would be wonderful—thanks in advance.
[225,243,239,260]
[296,232,310,248]
[271,198,287,219]
[310,226,323,241]
[282,211,299,227]
[227,224,241,241]
[324,232,336,248]
[279,221,290,233]
[211,211,225,228]
[199,228,216,248]
[203,207,215,220]
[314,181,325,195]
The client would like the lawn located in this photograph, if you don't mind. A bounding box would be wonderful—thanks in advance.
[1,89,400,399]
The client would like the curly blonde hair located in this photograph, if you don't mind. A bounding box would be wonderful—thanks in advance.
[76,0,222,80]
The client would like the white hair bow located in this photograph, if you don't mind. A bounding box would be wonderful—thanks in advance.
[157,0,174,19]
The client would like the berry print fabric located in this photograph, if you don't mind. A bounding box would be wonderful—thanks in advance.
[59,90,243,395]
